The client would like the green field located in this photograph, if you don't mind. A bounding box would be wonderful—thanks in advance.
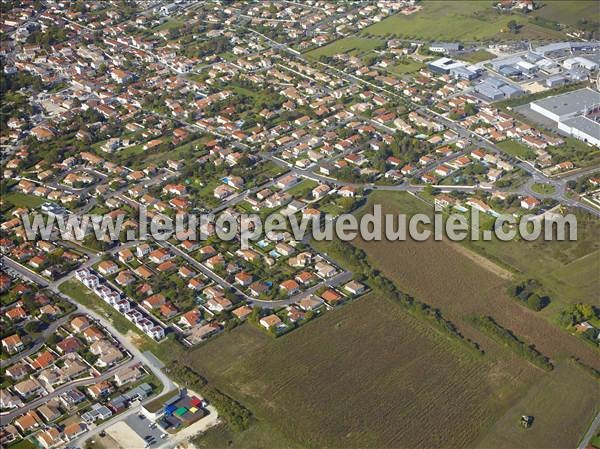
[475,360,600,449]
[357,1,566,42]
[4,192,46,209]
[531,183,556,195]
[464,207,600,310]
[460,49,496,63]
[189,293,537,449]
[285,179,319,199]
[388,59,425,75]
[497,139,536,159]
[305,37,385,59]
[529,0,600,27]
[194,421,305,449]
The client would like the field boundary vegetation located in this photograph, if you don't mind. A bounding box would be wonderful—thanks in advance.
[507,279,551,311]
[164,361,251,432]
[469,315,553,371]
[324,239,483,354]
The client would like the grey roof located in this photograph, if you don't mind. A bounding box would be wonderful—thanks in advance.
[531,88,600,117]
[490,56,523,70]
[428,57,465,71]
[430,42,461,50]
[524,52,543,63]
[568,68,590,81]
[485,77,506,88]
[450,66,477,79]
[562,116,600,139]
[123,383,153,400]
[475,85,504,100]
[499,65,521,76]
[499,84,523,97]
[534,41,600,56]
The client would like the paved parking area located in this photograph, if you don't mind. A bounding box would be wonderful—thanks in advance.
[106,413,166,449]
[126,413,166,447]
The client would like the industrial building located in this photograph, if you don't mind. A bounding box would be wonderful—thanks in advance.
[429,42,462,54]
[558,116,600,148]
[427,57,465,74]
[533,41,600,57]
[530,88,600,147]
[563,56,598,72]
[474,77,524,101]
[530,88,600,122]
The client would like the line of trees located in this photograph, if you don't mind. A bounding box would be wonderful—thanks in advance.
[328,239,483,354]
[470,315,553,371]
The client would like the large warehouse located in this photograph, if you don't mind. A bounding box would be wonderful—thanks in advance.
[558,116,600,148]
[530,88,600,122]
[530,88,600,147]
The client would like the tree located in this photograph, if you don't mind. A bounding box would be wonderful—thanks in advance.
[24,321,41,334]
[527,294,543,311]
[507,20,519,34]
[576,303,595,320]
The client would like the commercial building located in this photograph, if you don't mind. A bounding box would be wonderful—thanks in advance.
[474,77,523,101]
[530,88,600,122]
[558,116,600,147]
[562,56,598,71]
[429,42,461,54]
[530,88,600,147]
[427,57,465,74]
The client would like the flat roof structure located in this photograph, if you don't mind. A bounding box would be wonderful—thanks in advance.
[530,88,600,122]
[563,115,600,134]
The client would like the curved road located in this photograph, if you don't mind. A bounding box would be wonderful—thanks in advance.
[1,256,175,399]
[1,358,138,422]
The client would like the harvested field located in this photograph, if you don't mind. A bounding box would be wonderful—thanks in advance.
[475,360,600,449]
[190,293,537,449]
[351,192,600,369]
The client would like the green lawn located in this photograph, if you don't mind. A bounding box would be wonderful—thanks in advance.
[460,49,496,63]
[304,37,385,59]
[358,1,565,42]
[531,183,556,195]
[58,280,183,363]
[4,192,46,209]
[529,1,600,27]
[497,140,536,159]
[154,18,185,31]
[7,439,37,449]
[476,360,600,449]
[388,59,425,75]
[285,179,319,199]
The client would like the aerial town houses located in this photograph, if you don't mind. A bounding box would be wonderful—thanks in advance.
[1,1,599,447]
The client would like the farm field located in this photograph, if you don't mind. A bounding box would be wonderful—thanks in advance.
[193,421,305,449]
[189,293,538,449]
[304,37,385,59]
[528,0,599,27]
[357,1,565,42]
[475,360,600,449]
[350,191,600,369]
[463,208,600,311]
